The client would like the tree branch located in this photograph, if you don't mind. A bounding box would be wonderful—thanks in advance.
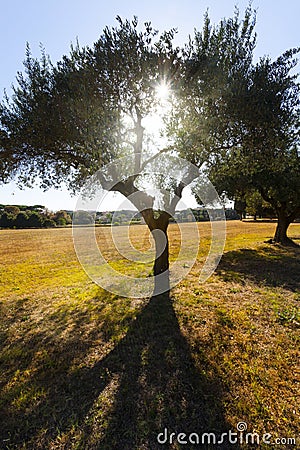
[140,146,174,172]
[133,105,144,173]
[169,165,200,213]
[259,186,276,208]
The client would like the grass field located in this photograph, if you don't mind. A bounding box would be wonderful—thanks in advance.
[0,221,299,449]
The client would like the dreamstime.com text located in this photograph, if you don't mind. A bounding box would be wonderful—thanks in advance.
[157,422,297,446]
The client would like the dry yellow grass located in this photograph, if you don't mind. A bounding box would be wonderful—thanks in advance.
[0,221,299,449]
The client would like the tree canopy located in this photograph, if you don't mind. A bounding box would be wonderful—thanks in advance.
[204,50,300,245]
[170,8,300,245]
[0,17,180,190]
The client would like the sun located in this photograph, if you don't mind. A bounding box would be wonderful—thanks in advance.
[142,82,171,141]
[155,82,170,101]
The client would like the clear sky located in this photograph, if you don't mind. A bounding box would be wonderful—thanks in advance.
[0,0,299,211]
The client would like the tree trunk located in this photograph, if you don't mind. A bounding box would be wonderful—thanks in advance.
[273,210,295,246]
[152,226,170,296]
[141,209,170,296]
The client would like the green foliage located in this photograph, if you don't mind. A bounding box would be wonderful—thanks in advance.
[0,204,72,229]
[170,5,299,242]
[276,307,299,325]
[170,5,257,165]
[0,18,178,192]
[209,52,300,242]
[15,211,29,228]
[4,205,20,215]
[52,209,72,225]
[0,211,14,228]
[208,53,300,206]
[0,209,47,229]
[73,210,93,225]
[243,191,275,219]
[26,211,43,228]
[43,218,57,228]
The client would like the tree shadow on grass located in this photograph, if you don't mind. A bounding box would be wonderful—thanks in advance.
[1,293,235,450]
[217,245,300,292]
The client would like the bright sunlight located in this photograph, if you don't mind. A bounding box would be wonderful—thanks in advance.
[155,82,170,101]
[143,82,171,143]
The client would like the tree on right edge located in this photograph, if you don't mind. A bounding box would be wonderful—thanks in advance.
[215,53,300,246]
[174,7,300,246]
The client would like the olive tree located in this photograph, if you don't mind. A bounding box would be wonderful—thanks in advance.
[0,17,195,295]
[173,7,300,245]
[2,8,297,300]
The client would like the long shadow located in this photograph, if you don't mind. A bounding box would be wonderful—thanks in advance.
[217,246,300,291]
[1,293,235,449]
[90,294,230,450]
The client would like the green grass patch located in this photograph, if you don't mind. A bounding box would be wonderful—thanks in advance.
[0,222,299,449]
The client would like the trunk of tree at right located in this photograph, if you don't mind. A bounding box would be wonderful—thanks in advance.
[273,208,296,246]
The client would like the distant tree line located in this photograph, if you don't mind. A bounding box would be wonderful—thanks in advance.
[0,205,72,229]
[94,208,240,225]
[0,202,284,230]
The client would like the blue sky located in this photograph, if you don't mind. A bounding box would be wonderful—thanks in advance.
[0,0,299,211]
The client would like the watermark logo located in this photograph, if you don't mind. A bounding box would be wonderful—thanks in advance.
[236,421,247,432]
[72,153,226,297]
[157,423,297,446]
